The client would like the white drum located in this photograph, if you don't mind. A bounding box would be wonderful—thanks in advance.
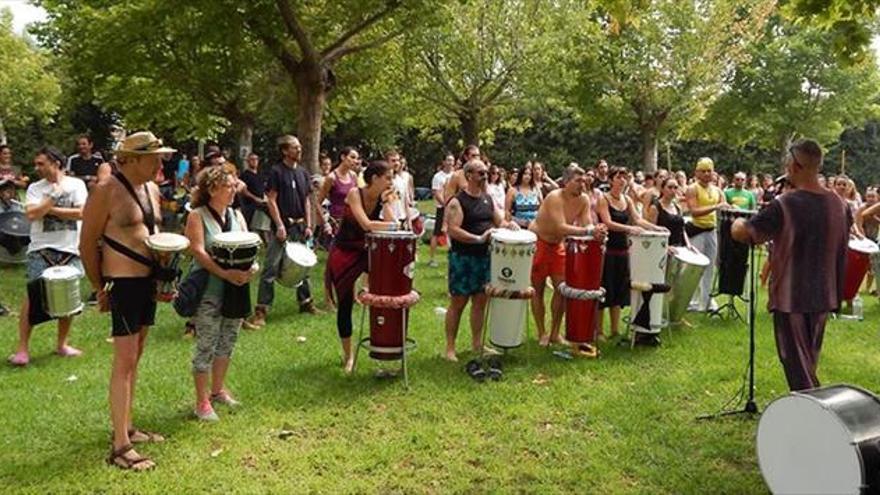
[145,232,190,300]
[850,237,880,255]
[488,229,537,348]
[629,231,670,334]
[757,385,880,494]
[278,242,318,288]
[42,265,83,318]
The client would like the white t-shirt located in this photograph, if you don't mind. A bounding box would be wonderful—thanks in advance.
[431,170,452,207]
[487,182,506,213]
[27,176,88,255]
[390,172,412,221]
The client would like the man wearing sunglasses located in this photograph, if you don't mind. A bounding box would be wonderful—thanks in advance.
[732,139,850,391]
[724,171,757,211]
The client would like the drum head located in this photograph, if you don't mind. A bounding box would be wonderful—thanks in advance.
[214,231,262,248]
[368,231,418,239]
[285,242,317,267]
[0,211,29,237]
[566,234,595,242]
[671,247,709,267]
[492,229,537,244]
[849,238,879,255]
[145,232,190,252]
[42,265,82,280]
[757,395,862,495]
[631,231,670,240]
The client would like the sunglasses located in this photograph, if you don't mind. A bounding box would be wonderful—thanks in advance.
[471,170,488,177]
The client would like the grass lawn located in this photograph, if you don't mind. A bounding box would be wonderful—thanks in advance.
[1,231,879,493]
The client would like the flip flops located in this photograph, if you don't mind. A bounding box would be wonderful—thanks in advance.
[486,358,503,381]
[465,359,486,382]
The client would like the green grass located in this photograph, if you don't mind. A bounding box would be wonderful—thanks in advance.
[1,239,879,494]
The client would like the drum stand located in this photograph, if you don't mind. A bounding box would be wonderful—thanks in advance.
[351,291,419,389]
[698,243,759,420]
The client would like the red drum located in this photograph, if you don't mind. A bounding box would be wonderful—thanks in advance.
[564,235,605,345]
[367,231,418,360]
[843,238,879,301]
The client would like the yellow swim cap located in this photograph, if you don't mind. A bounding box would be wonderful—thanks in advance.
[695,157,714,171]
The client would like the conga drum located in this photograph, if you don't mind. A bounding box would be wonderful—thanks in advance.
[843,238,879,301]
[487,229,537,348]
[367,231,417,360]
[42,265,83,318]
[563,234,604,346]
[665,246,710,326]
[629,231,670,334]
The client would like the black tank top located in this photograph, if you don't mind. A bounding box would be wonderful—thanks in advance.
[656,200,685,246]
[604,197,630,251]
[335,189,383,251]
[452,190,495,256]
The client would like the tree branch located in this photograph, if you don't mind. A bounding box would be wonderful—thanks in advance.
[419,52,465,106]
[321,0,401,60]
[244,16,300,75]
[276,0,318,61]
[325,29,404,63]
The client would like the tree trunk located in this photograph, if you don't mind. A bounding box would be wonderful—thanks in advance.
[459,109,481,146]
[295,68,328,175]
[641,127,658,173]
[236,121,254,165]
[0,118,6,146]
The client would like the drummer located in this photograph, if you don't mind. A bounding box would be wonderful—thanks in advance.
[184,166,256,421]
[80,132,171,470]
[646,177,694,250]
[684,157,726,312]
[8,147,87,367]
[529,164,607,347]
[444,158,519,362]
[596,167,667,341]
[732,139,850,391]
[325,161,397,373]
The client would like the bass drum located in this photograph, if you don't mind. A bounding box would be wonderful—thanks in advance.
[757,385,880,494]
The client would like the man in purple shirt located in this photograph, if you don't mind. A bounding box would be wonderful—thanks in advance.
[732,139,851,391]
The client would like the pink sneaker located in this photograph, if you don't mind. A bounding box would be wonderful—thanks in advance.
[195,401,219,422]
[56,345,83,358]
[8,351,29,366]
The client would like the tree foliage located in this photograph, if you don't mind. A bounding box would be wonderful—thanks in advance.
[0,9,60,143]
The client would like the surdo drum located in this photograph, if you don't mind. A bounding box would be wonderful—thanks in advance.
[487,229,537,349]
[145,232,190,301]
[278,242,317,288]
[844,238,879,301]
[367,231,417,360]
[629,231,670,334]
[757,385,880,495]
[665,246,710,326]
[41,265,83,318]
[210,231,262,270]
[562,234,605,347]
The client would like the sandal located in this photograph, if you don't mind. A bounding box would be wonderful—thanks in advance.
[128,429,165,444]
[107,444,155,471]
[486,357,503,381]
[465,359,486,382]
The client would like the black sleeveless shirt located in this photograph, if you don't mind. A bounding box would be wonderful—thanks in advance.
[604,197,630,251]
[451,190,495,256]
[656,200,686,247]
[335,189,383,251]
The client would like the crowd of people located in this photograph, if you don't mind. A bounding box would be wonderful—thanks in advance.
[0,131,869,470]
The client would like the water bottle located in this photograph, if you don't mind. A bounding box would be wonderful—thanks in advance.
[854,296,864,321]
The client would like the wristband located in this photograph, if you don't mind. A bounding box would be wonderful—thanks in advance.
[584,225,595,237]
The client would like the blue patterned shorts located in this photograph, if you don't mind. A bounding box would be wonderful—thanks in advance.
[448,251,490,296]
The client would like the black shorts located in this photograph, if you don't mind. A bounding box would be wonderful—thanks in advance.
[433,207,445,236]
[108,277,157,336]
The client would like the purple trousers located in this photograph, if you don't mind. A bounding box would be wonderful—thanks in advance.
[772,312,827,391]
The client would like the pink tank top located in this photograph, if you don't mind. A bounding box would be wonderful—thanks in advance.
[328,171,356,218]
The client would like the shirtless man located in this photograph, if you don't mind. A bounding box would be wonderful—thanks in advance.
[442,145,480,206]
[530,164,607,347]
[81,132,174,471]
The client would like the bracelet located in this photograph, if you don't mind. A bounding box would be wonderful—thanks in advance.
[584,225,595,236]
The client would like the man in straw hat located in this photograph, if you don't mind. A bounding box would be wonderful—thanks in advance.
[246,135,319,329]
[684,157,726,312]
[81,131,173,471]
[8,146,87,367]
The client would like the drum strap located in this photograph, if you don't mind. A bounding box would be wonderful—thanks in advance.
[206,205,233,233]
[101,235,154,269]
[38,249,74,268]
[113,171,156,235]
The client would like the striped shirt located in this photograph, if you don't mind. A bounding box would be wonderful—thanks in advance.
[747,189,851,313]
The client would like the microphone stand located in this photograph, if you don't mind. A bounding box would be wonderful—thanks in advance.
[698,241,759,419]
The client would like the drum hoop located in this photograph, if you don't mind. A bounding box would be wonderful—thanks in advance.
[367,231,418,240]
[213,240,262,250]
[42,266,82,280]
[491,230,537,244]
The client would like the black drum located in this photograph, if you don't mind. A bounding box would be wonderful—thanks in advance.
[717,208,755,296]
[210,232,261,270]
[0,211,30,256]
[757,385,880,494]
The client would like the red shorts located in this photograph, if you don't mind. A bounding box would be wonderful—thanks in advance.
[532,239,566,282]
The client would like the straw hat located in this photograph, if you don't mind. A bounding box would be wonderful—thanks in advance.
[276,135,300,146]
[115,131,176,156]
